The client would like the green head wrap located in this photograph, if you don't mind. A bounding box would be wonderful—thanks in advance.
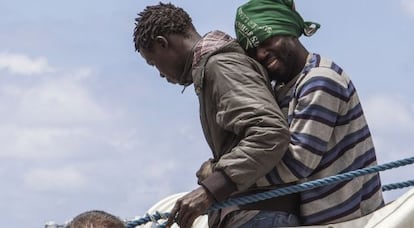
[235,0,320,51]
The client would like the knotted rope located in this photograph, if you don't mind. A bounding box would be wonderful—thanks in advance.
[126,211,169,228]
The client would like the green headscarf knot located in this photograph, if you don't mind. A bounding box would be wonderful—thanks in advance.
[235,0,320,51]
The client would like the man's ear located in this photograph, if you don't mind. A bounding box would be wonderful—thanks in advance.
[155,36,169,49]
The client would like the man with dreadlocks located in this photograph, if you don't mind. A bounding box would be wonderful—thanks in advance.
[234,0,384,225]
[134,2,301,228]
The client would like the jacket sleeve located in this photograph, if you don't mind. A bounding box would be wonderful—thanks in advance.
[200,53,290,199]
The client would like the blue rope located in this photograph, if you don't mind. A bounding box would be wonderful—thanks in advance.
[126,211,169,228]
[126,156,414,227]
[211,156,414,210]
[382,179,414,192]
[127,180,414,228]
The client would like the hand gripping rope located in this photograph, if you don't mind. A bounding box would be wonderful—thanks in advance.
[125,156,414,228]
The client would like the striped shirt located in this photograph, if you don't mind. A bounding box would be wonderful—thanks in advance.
[266,53,384,225]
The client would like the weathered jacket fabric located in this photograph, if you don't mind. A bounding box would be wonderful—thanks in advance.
[185,31,291,227]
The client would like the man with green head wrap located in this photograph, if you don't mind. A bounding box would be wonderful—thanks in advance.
[235,0,384,225]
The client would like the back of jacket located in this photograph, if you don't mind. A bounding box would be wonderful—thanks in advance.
[192,40,290,192]
[191,38,294,227]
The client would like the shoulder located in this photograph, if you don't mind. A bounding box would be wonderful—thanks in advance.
[206,51,251,67]
[204,41,262,71]
[299,55,351,90]
[205,52,267,80]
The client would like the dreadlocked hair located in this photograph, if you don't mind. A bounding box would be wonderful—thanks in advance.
[133,2,195,51]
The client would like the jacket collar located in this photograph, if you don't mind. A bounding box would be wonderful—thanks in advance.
[190,31,236,94]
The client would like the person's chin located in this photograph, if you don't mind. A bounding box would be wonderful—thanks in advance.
[267,69,280,78]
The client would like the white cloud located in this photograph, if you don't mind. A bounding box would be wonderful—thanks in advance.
[0,59,115,159]
[364,94,414,160]
[363,94,414,201]
[15,76,109,124]
[0,125,89,159]
[23,166,86,191]
[402,0,414,16]
[364,94,414,131]
[0,52,54,75]
[146,160,177,179]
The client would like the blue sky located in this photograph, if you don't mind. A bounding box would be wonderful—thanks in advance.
[1,0,414,227]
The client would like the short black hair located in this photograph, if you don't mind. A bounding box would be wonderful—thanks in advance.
[66,210,125,228]
[133,2,195,51]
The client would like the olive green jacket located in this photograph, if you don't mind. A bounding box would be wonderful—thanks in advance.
[184,38,290,201]
[184,36,290,197]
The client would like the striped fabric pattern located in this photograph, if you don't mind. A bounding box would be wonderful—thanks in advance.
[268,54,384,225]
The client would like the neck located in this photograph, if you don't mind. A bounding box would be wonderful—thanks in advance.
[177,30,202,84]
[183,30,202,55]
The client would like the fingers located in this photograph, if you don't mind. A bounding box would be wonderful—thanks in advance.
[165,201,180,227]
[175,200,192,228]
[165,199,196,228]
[179,212,197,228]
[166,188,212,228]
